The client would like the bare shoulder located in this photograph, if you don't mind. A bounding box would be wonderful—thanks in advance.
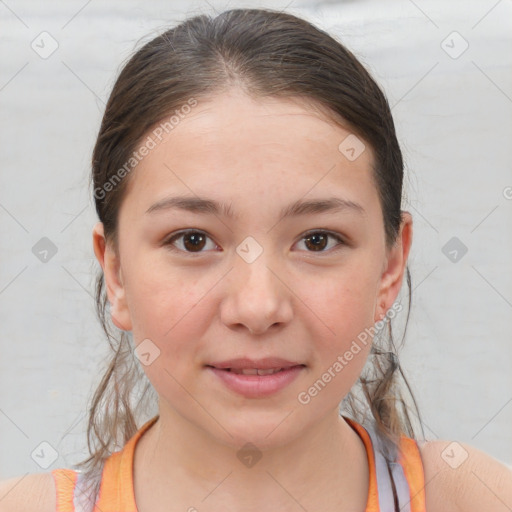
[417,438,512,512]
[0,472,56,512]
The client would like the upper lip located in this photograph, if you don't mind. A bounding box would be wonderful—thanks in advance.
[207,357,305,370]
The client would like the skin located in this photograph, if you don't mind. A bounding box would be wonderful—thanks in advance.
[91,88,413,512]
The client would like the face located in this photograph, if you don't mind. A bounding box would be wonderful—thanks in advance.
[93,88,412,449]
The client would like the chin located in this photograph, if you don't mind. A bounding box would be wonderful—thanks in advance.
[208,410,305,451]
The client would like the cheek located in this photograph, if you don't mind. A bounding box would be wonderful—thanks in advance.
[123,259,212,358]
[296,267,377,385]
[125,273,210,397]
[301,264,378,338]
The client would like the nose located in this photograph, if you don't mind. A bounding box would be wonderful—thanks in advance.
[219,253,293,336]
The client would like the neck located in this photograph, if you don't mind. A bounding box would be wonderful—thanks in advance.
[133,404,369,512]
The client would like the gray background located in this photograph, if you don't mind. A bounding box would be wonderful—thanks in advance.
[1,0,511,479]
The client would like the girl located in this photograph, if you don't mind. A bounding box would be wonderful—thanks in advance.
[1,7,510,512]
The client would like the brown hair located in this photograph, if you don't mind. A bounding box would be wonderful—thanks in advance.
[77,6,425,484]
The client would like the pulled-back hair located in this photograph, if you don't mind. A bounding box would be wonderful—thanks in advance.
[77,6,425,484]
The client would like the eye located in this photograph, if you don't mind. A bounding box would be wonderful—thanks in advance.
[163,229,346,255]
[163,230,218,254]
[295,230,346,253]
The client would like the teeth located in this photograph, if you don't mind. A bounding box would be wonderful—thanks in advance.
[257,368,283,375]
[230,368,283,375]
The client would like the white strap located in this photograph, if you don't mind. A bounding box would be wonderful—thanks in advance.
[73,470,102,512]
[364,422,412,512]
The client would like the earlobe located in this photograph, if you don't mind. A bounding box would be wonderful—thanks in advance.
[92,222,132,331]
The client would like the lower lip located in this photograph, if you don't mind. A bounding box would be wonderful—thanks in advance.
[206,366,305,398]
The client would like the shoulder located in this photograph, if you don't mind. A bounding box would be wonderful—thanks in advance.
[417,438,512,512]
[0,472,56,512]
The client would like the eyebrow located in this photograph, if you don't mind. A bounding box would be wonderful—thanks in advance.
[145,195,366,220]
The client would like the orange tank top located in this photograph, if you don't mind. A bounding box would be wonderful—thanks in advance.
[52,415,426,512]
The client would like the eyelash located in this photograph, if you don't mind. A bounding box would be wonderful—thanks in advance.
[162,229,347,255]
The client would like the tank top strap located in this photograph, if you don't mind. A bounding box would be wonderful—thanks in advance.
[52,466,104,512]
[365,421,413,512]
[52,468,78,512]
[74,467,103,512]
[51,416,159,512]
[343,416,426,512]
[89,416,158,511]
[397,436,427,512]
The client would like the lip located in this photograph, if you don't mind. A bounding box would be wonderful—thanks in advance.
[207,357,304,370]
[206,365,305,398]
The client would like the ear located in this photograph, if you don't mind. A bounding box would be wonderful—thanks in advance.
[92,221,132,331]
[374,211,413,323]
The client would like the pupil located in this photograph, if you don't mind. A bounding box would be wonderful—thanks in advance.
[184,233,205,251]
[307,233,326,251]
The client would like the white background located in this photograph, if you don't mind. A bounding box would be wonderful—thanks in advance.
[1,0,511,480]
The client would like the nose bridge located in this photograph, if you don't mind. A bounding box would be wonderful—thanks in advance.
[221,235,293,333]
[234,236,281,301]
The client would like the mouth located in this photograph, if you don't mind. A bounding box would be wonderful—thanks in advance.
[205,364,306,398]
[206,366,304,375]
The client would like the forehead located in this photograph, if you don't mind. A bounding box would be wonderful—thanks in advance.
[121,90,378,221]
